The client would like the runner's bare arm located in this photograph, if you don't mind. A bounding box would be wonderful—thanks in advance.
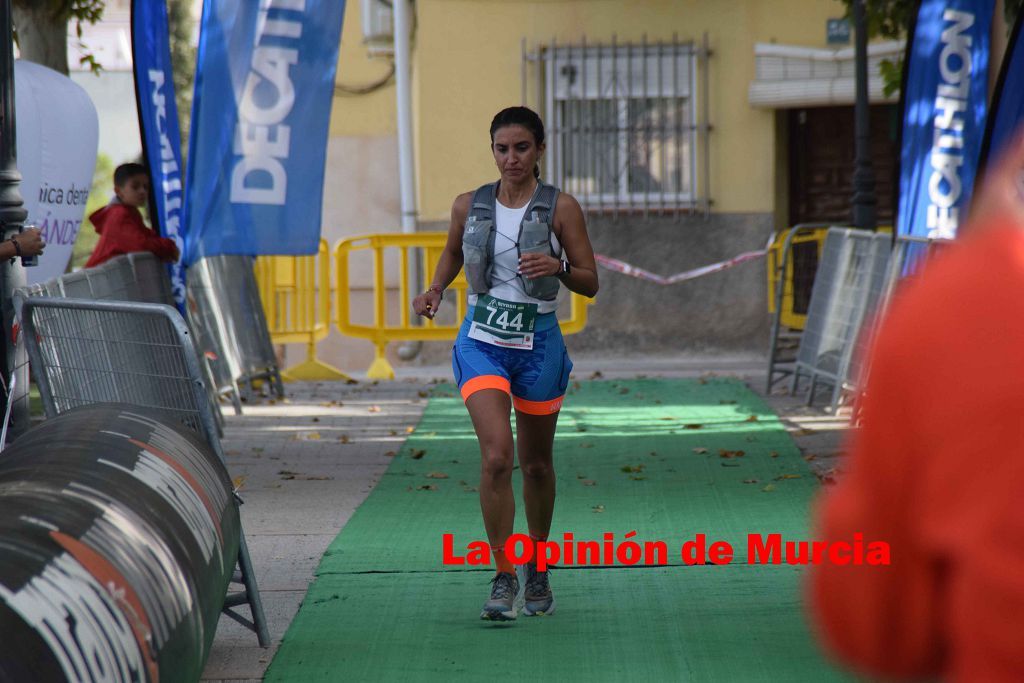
[518,193,598,297]
[412,193,471,319]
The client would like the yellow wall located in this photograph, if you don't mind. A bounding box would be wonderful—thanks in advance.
[330,0,398,136]
[412,0,848,220]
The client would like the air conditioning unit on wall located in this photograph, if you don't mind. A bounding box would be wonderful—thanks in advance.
[361,0,394,56]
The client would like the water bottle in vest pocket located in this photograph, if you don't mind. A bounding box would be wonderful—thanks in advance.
[518,212,560,300]
[462,216,492,294]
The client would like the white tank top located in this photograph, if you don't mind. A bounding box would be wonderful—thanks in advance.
[467,199,562,314]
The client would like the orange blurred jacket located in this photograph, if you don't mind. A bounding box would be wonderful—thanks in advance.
[810,223,1024,681]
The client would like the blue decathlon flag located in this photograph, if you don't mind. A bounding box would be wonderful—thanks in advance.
[898,0,993,239]
[131,0,187,308]
[980,13,1024,172]
[184,0,345,264]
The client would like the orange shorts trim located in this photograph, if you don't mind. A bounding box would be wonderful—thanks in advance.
[512,395,565,415]
[460,375,511,401]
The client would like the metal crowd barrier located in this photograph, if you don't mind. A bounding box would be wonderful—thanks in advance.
[254,239,350,381]
[13,295,270,647]
[16,253,230,428]
[188,255,285,403]
[843,233,953,403]
[334,232,594,379]
[789,228,893,411]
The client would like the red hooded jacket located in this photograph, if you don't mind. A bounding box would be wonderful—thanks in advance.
[85,202,178,268]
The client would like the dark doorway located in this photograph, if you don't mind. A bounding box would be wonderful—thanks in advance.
[788,105,898,226]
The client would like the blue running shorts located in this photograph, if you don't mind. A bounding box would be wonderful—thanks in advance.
[452,310,573,414]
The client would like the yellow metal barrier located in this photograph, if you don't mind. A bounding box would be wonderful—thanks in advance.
[335,232,594,379]
[765,226,829,330]
[254,239,351,381]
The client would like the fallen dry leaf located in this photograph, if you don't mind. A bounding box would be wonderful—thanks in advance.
[417,484,437,491]
[629,475,646,481]
[368,405,382,413]
[803,454,818,461]
[426,472,449,479]
[794,428,816,436]
[592,505,605,513]
[692,447,709,454]
[406,426,415,434]
[620,464,645,473]
[589,371,603,380]
[410,449,426,459]
[742,478,760,484]
[762,484,776,492]
[744,415,759,422]
[338,434,351,443]
[384,451,397,457]
[769,451,780,458]
[718,449,746,459]
[582,480,597,486]
[232,476,246,490]
[684,424,703,430]
[774,474,803,480]
[417,390,429,398]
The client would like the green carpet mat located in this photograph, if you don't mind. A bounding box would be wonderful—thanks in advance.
[265,379,851,681]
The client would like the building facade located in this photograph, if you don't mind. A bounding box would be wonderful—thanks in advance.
[315,0,899,371]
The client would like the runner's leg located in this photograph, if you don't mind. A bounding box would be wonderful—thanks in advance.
[466,389,516,571]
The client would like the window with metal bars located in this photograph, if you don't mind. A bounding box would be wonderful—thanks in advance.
[525,37,709,215]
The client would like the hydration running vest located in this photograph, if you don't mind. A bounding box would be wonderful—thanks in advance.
[462,180,561,302]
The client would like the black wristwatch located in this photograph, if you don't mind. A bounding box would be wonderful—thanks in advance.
[557,259,571,278]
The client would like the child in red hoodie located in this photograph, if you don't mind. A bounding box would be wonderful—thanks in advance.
[85,163,179,268]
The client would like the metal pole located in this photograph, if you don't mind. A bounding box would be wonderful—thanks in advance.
[394,0,416,235]
[393,0,423,360]
[0,0,30,439]
[851,0,877,230]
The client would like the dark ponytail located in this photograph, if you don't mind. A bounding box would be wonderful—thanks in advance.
[489,106,546,179]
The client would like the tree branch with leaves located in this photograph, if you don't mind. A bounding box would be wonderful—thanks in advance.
[840,0,1024,96]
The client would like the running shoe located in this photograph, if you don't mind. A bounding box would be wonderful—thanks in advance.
[517,563,556,616]
[480,571,520,621]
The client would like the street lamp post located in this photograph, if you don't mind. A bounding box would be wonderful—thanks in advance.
[851,0,877,231]
[0,0,31,439]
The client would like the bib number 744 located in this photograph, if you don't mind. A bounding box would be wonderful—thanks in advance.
[485,304,524,332]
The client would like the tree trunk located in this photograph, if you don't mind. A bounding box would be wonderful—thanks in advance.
[12,3,69,75]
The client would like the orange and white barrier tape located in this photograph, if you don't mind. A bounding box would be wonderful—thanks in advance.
[595,246,768,285]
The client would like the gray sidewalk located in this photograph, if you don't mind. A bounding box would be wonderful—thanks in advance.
[200,354,850,682]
